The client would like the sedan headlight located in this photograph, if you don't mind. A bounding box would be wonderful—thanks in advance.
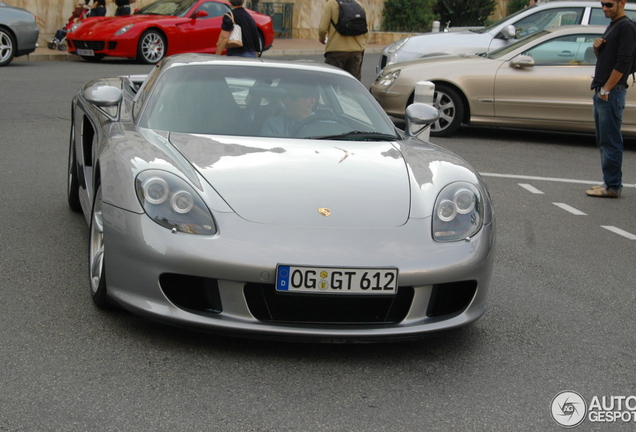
[115,24,134,36]
[387,38,409,54]
[433,182,483,242]
[135,170,216,235]
[374,70,400,89]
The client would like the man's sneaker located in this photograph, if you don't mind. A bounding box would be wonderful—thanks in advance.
[586,187,621,198]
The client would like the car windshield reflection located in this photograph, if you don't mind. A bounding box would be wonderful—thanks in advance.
[140,64,399,140]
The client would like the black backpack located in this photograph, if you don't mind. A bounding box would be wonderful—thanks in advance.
[331,0,368,37]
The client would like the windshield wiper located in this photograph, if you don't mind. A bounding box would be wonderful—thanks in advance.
[310,131,397,141]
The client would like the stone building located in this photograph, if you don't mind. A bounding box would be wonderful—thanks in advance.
[2,0,508,46]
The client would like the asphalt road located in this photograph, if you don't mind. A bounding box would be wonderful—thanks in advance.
[1,53,635,431]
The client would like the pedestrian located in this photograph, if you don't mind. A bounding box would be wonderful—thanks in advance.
[114,0,135,16]
[318,0,369,81]
[89,0,107,17]
[215,0,260,58]
[587,0,636,198]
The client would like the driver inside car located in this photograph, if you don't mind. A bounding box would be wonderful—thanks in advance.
[261,83,319,137]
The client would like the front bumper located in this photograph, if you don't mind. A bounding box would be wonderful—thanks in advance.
[102,202,495,342]
[67,37,137,59]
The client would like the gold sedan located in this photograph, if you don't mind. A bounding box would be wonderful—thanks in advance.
[371,26,636,137]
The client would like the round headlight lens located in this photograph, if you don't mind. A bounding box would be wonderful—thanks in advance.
[171,191,194,214]
[454,189,476,214]
[437,199,457,222]
[142,177,169,204]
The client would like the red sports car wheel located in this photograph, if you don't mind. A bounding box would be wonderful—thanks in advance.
[137,29,166,64]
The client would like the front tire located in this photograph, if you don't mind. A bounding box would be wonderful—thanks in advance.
[89,185,109,308]
[0,29,16,67]
[137,30,166,64]
[430,84,464,137]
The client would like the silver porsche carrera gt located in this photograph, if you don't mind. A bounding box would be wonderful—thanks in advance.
[67,54,495,342]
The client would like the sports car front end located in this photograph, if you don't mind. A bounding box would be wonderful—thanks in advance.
[69,55,495,342]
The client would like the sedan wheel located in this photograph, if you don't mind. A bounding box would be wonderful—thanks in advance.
[137,30,166,64]
[430,84,464,137]
[89,185,109,308]
[0,29,16,67]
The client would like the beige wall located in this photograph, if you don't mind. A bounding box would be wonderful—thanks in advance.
[2,0,508,44]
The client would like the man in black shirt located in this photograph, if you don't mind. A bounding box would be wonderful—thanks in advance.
[587,0,636,198]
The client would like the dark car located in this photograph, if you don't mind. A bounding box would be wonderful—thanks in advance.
[0,1,39,66]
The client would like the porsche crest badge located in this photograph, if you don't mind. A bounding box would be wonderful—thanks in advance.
[318,208,331,217]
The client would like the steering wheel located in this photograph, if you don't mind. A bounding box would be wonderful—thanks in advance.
[292,114,349,137]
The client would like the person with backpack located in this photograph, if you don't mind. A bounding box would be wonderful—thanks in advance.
[586,0,636,198]
[318,0,369,81]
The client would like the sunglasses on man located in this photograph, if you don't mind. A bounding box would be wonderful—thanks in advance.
[600,2,616,8]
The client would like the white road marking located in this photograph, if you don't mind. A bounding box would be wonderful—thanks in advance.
[601,226,636,240]
[553,203,587,215]
[481,173,636,188]
[518,183,544,194]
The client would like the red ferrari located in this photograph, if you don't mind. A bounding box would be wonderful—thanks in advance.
[66,0,274,64]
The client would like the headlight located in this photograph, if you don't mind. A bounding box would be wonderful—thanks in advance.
[136,170,216,235]
[374,70,400,89]
[115,24,134,36]
[387,38,409,54]
[68,22,81,33]
[433,182,483,242]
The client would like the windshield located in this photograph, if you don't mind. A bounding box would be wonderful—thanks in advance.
[486,30,549,59]
[476,7,531,34]
[140,64,399,140]
[136,0,198,16]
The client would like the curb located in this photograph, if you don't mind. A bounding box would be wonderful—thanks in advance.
[23,44,384,62]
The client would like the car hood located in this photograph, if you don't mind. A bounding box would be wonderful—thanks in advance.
[72,15,180,35]
[169,133,413,228]
[383,53,490,73]
[399,31,493,56]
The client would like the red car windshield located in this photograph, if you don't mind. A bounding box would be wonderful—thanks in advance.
[135,0,199,17]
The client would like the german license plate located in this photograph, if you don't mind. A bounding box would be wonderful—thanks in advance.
[276,265,398,295]
[77,49,94,56]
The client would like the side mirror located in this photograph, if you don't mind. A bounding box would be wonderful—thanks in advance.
[501,25,516,40]
[84,84,123,107]
[405,103,439,137]
[510,54,535,68]
[192,10,208,19]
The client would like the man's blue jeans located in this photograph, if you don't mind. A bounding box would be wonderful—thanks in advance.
[593,88,626,192]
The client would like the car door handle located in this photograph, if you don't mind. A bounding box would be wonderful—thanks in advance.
[558,51,574,57]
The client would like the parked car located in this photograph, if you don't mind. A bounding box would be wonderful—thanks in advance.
[0,1,39,66]
[378,0,636,74]
[65,0,274,64]
[67,53,495,342]
[371,26,636,137]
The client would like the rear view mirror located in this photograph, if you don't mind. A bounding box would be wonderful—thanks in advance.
[405,103,439,137]
[501,25,516,40]
[510,55,535,68]
[84,84,123,107]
